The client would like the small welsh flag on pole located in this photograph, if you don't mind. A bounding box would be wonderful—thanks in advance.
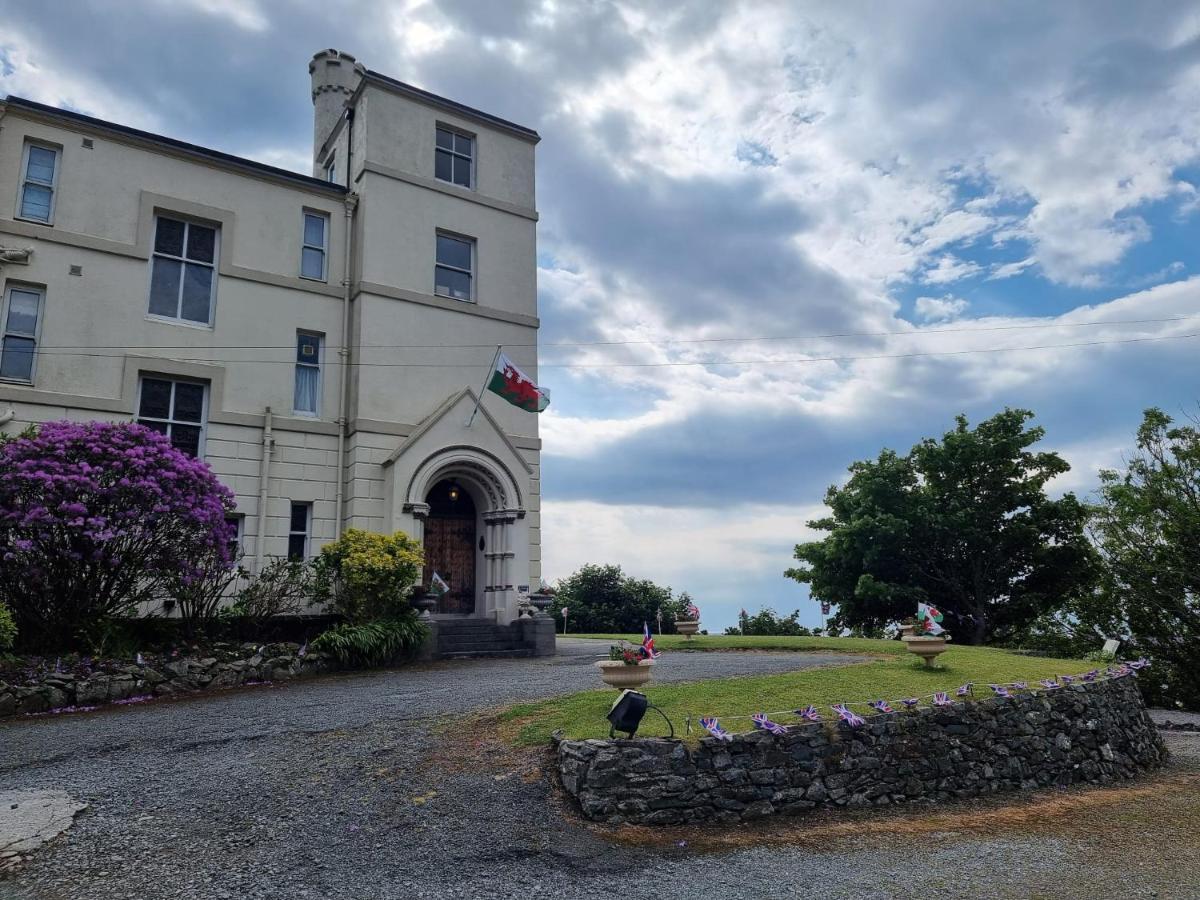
[916,601,945,635]
[487,351,550,412]
[430,572,450,597]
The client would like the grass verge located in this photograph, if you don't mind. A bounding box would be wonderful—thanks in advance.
[501,637,1090,746]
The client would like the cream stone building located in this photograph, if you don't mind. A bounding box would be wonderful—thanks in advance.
[0,50,546,636]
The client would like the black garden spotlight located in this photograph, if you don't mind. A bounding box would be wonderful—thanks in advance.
[606,689,675,739]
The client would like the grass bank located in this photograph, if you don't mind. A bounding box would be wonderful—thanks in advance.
[501,636,1091,746]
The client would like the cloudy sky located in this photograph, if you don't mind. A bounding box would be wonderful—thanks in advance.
[4,1,1199,631]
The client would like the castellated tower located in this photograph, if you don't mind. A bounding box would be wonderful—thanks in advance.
[309,48,364,175]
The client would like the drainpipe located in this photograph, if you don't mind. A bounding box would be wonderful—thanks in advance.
[254,407,274,573]
[333,109,356,538]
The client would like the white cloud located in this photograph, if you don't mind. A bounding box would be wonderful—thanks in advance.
[988,257,1036,280]
[0,35,161,131]
[921,255,984,285]
[156,0,269,31]
[914,295,969,322]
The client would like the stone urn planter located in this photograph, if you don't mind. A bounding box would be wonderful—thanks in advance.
[901,633,951,667]
[410,587,437,619]
[674,620,700,640]
[595,660,654,689]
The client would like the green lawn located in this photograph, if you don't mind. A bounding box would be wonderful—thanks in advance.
[567,632,911,656]
[500,636,1091,746]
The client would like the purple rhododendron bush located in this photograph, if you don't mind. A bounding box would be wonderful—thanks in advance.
[0,421,236,651]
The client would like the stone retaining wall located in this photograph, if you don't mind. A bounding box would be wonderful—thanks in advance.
[0,642,335,718]
[557,677,1167,825]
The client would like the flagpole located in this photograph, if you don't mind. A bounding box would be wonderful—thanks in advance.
[466,344,503,427]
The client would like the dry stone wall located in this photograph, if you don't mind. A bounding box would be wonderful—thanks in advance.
[0,642,334,719]
[557,677,1166,825]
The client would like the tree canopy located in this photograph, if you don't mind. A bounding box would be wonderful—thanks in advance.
[554,563,684,634]
[1090,408,1200,707]
[786,409,1097,644]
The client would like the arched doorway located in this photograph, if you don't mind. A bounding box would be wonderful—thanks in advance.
[423,479,477,615]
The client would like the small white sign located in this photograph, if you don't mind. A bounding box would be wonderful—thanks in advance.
[1102,638,1121,657]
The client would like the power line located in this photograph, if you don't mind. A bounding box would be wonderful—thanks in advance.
[28,313,1200,352]
[23,330,1200,369]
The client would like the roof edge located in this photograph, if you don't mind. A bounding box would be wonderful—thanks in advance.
[3,96,347,195]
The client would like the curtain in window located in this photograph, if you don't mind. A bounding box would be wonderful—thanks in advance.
[294,364,319,414]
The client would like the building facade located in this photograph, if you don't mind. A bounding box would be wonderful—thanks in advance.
[0,49,542,625]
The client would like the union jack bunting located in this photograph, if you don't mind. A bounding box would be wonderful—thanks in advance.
[1011,682,1027,691]
[1059,674,1075,684]
[869,700,894,714]
[1039,679,1061,690]
[699,716,734,742]
[932,692,952,706]
[901,698,921,709]
[1134,657,1151,669]
[752,713,788,736]
[796,705,822,722]
[956,683,972,697]
[1083,670,1099,682]
[831,704,865,727]
[990,684,1011,698]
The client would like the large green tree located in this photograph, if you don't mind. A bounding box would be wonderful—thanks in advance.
[1091,408,1200,706]
[786,409,1098,644]
[554,564,683,634]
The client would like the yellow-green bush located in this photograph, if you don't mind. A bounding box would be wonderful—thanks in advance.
[313,528,424,622]
[0,601,16,652]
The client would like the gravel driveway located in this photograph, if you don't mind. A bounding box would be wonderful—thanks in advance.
[1,640,1195,899]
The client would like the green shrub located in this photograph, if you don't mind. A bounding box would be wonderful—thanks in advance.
[311,617,428,668]
[313,528,424,622]
[0,601,16,651]
[226,558,316,624]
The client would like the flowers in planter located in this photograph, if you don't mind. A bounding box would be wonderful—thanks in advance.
[608,642,644,666]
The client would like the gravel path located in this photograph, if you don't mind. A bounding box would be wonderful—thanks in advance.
[1,640,1195,899]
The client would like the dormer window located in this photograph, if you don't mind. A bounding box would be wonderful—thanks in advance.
[435,127,473,189]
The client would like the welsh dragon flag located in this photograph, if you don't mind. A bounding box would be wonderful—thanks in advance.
[916,602,945,635]
[487,352,550,412]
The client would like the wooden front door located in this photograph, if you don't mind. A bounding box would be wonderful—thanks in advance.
[423,480,477,615]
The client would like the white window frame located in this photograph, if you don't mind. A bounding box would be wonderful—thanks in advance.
[293,330,324,417]
[147,215,220,328]
[300,211,329,282]
[434,231,475,302]
[287,502,311,560]
[135,375,209,458]
[0,283,44,383]
[324,158,336,183]
[16,140,61,225]
[435,125,475,190]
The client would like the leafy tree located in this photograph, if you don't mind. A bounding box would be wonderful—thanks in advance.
[1091,408,1200,708]
[725,607,812,636]
[0,421,236,651]
[786,409,1098,645]
[554,564,682,634]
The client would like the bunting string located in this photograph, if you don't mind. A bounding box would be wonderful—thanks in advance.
[698,660,1147,741]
